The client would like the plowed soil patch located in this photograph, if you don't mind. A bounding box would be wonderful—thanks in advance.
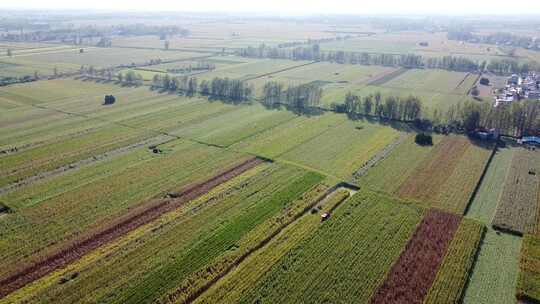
[370,209,461,304]
[397,136,470,203]
[0,157,262,299]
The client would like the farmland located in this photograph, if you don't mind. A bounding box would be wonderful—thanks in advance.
[517,234,540,303]
[492,147,540,235]
[237,190,425,304]
[359,135,493,214]
[462,228,522,304]
[1,10,539,304]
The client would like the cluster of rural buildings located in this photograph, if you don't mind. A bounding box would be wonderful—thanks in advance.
[494,72,540,107]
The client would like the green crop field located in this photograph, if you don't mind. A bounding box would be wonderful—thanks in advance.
[379,68,475,94]
[466,144,514,224]
[517,234,540,303]
[424,219,484,303]
[463,228,522,304]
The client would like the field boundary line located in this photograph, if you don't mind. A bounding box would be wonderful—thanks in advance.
[367,67,409,86]
[241,60,318,81]
[352,131,410,181]
[458,225,488,304]
[463,141,499,216]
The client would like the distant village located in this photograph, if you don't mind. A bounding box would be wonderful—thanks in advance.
[494,72,540,107]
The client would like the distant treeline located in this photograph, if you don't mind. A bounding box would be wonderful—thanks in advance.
[237,44,481,72]
[486,59,540,75]
[0,75,37,87]
[152,74,253,103]
[166,62,216,74]
[0,24,189,44]
[276,36,354,48]
[238,43,540,75]
[448,31,540,51]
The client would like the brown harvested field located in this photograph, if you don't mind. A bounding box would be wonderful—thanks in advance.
[397,136,470,205]
[492,148,540,235]
[0,157,262,298]
[370,209,462,304]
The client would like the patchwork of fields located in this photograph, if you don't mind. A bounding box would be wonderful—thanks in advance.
[0,16,538,303]
[0,77,495,303]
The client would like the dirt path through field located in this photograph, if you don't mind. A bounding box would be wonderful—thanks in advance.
[0,157,262,299]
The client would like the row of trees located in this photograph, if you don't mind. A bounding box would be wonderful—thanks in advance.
[262,81,322,111]
[238,44,481,72]
[439,99,539,136]
[0,24,189,44]
[0,75,37,86]
[337,92,423,121]
[165,61,216,74]
[152,74,254,103]
[486,59,539,75]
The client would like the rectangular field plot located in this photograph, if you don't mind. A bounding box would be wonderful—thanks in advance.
[197,58,309,81]
[359,135,493,214]
[3,164,324,304]
[465,145,514,224]
[231,112,347,158]
[168,104,297,147]
[247,62,396,94]
[517,234,540,303]
[277,118,402,180]
[424,219,484,304]
[462,228,521,304]
[379,68,476,95]
[371,209,461,304]
[492,147,540,235]
[236,190,424,304]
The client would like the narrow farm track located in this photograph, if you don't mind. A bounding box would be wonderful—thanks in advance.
[241,61,317,81]
[0,157,263,299]
[370,209,462,304]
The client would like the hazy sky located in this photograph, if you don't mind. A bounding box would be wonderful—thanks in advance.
[3,0,540,15]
